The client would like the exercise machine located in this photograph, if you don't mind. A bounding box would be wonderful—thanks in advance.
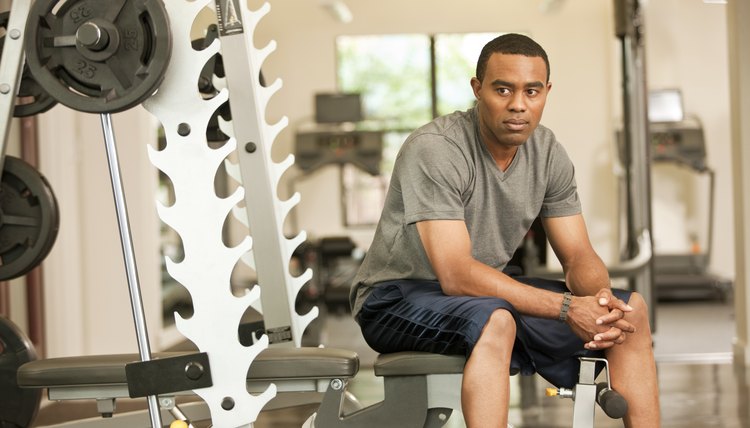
[648,110,732,301]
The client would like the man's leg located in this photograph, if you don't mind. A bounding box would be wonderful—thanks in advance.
[605,292,660,427]
[462,308,516,427]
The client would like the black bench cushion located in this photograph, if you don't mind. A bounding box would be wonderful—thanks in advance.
[17,347,358,388]
[374,352,466,377]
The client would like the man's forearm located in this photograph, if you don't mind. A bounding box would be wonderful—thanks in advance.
[563,252,611,296]
[442,258,569,320]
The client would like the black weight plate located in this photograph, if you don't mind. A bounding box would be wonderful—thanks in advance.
[0,316,40,428]
[24,0,172,114]
[0,12,57,118]
[13,66,58,118]
[0,156,60,281]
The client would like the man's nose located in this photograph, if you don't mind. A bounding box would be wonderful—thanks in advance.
[508,92,527,112]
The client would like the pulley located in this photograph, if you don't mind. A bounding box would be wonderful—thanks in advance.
[0,156,59,281]
[24,0,172,113]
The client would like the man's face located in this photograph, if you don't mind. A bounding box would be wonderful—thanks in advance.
[471,53,551,149]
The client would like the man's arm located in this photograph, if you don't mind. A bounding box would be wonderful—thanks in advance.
[417,219,593,319]
[416,218,633,348]
[543,214,635,347]
[542,214,610,296]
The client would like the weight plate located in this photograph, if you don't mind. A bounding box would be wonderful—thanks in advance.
[24,0,172,114]
[0,12,57,118]
[13,67,58,118]
[0,316,40,428]
[0,156,60,281]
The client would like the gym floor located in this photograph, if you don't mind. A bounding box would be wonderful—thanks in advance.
[33,298,748,428]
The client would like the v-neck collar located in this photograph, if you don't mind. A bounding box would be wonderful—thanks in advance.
[473,109,519,181]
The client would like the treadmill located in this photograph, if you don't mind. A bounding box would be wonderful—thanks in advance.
[647,89,732,301]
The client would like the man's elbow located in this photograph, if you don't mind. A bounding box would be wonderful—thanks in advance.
[437,272,466,296]
[431,256,475,296]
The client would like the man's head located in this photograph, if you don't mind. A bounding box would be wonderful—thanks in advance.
[476,33,550,83]
[471,34,552,151]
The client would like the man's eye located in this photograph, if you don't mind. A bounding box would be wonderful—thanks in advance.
[497,88,510,95]
[526,89,539,96]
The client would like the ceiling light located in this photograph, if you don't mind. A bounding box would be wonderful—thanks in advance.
[321,1,353,23]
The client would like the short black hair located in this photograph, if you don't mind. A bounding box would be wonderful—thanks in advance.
[476,33,550,82]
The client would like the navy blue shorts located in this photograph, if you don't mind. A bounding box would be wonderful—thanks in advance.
[356,276,631,388]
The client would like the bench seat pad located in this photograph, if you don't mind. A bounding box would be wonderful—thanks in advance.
[17,347,359,388]
[374,352,466,377]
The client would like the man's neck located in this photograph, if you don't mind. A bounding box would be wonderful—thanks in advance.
[486,144,518,171]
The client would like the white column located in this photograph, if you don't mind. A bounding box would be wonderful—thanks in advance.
[728,0,750,373]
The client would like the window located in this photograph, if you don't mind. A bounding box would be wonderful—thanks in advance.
[434,32,500,116]
[335,32,500,226]
[337,34,432,131]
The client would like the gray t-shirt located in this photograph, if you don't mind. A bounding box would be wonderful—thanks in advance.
[350,107,581,317]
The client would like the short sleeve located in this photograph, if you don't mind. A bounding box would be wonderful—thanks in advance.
[394,135,469,224]
[540,142,582,218]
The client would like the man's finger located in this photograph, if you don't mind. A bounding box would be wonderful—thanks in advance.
[585,340,615,350]
[596,312,636,333]
[610,319,636,333]
[596,288,612,306]
[596,308,624,325]
[593,327,622,342]
[612,297,634,312]
[614,333,627,344]
[596,289,633,313]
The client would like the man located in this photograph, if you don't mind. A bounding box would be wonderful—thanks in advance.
[349,33,660,427]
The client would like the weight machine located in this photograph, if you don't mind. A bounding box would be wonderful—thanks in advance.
[0,0,634,427]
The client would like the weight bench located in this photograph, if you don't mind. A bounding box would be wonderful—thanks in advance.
[16,347,462,427]
[17,345,625,427]
[16,347,359,427]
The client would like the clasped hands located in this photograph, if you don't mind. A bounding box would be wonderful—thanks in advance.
[566,288,635,350]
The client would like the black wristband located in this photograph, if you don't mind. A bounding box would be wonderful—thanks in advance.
[559,292,572,322]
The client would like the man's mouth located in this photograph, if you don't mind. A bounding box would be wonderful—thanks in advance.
[503,119,528,131]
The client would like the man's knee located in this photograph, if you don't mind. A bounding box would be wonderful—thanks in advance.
[624,292,654,343]
[478,309,516,345]
[627,292,649,320]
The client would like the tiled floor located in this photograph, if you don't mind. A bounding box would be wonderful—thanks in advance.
[31,299,749,427]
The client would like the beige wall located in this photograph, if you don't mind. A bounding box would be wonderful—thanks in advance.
[728,0,750,370]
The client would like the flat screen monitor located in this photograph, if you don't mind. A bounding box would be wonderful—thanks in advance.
[315,93,363,124]
[648,89,684,123]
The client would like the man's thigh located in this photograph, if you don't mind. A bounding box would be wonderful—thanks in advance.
[356,277,632,388]
[356,279,515,355]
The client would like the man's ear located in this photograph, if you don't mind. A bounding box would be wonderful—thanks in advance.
[546,81,553,94]
[470,77,482,99]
